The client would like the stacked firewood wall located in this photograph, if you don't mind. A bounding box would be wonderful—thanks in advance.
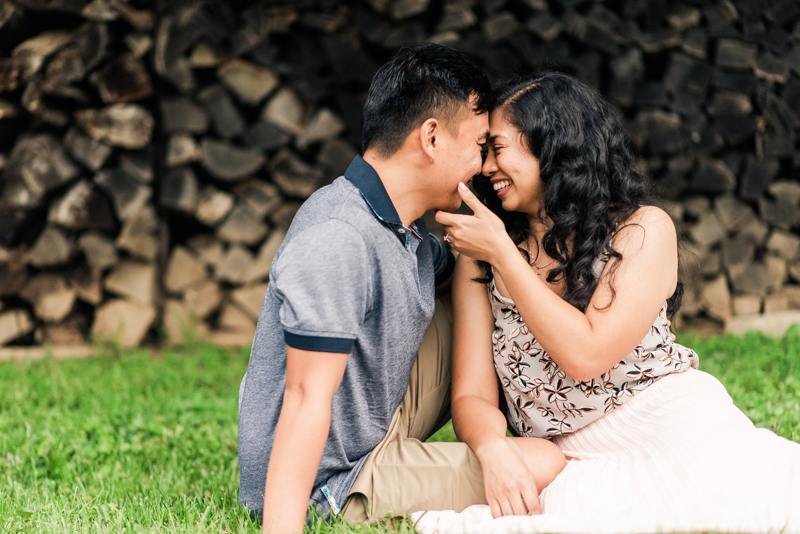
[0,0,799,348]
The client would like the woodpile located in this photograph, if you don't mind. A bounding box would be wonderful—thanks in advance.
[1,0,799,348]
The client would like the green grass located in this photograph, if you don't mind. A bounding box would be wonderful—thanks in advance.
[1,329,799,532]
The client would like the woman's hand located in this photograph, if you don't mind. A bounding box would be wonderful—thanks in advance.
[475,438,542,518]
[435,183,516,265]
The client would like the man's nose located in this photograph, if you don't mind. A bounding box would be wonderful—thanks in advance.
[481,154,498,176]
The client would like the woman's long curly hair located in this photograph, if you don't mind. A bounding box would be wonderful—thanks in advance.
[474,71,683,315]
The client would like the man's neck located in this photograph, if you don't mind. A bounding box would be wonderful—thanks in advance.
[363,151,429,227]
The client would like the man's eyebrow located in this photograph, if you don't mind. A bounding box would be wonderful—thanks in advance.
[477,130,489,141]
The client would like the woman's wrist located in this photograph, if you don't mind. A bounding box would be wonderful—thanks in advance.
[474,436,513,462]
[492,239,531,279]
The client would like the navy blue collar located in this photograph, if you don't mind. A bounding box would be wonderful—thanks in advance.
[344,155,403,227]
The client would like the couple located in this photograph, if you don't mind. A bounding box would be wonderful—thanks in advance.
[238,44,800,534]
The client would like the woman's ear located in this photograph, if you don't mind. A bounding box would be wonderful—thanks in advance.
[419,118,439,163]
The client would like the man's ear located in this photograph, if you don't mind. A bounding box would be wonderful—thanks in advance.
[419,118,439,163]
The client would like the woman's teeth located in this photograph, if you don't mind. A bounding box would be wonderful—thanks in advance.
[493,180,511,191]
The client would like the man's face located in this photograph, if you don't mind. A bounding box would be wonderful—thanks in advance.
[433,106,490,212]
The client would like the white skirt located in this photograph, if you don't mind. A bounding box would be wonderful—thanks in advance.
[412,369,800,534]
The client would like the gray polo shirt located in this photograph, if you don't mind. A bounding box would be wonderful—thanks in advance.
[237,155,455,521]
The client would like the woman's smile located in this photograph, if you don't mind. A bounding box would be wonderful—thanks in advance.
[492,179,512,197]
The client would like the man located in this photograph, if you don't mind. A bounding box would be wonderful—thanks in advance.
[238,43,492,534]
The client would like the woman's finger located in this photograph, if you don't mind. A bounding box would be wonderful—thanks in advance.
[507,490,528,516]
[496,496,514,518]
[488,498,502,519]
[521,484,542,515]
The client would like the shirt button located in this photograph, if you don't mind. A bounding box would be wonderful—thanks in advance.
[397,228,406,234]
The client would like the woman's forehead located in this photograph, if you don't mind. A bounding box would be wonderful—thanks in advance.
[488,112,518,141]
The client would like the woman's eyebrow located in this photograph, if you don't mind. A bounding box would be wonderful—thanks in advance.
[488,134,507,143]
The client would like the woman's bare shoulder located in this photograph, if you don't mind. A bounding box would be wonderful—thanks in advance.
[614,205,677,252]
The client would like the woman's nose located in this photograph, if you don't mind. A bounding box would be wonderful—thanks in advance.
[481,150,498,176]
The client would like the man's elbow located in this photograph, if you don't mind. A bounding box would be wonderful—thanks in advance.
[281,383,330,413]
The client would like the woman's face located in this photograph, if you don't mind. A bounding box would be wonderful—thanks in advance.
[481,110,544,214]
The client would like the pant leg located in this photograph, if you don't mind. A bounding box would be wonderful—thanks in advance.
[341,301,493,522]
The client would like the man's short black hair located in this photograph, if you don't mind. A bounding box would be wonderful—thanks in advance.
[362,43,491,157]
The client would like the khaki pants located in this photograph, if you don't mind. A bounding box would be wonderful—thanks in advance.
[341,301,524,523]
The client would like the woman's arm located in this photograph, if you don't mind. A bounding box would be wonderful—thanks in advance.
[451,254,542,517]
[439,185,678,382]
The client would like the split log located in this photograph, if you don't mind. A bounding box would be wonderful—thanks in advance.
[215,245,256,285]
[390,0,428,20]
[295,108,345,149]
[262,87,306,135]
[218,301,256,331]
[195,186,234,227]
[69,265,103,305]
[689,159,736,193]
[231,283,268,321]
[153,16,196,93]
[92,298,156,347]
[0,309,34,346]
[216,200,269,245]
[217,58,279,106]
[104,260,157,305]
[243,121,291,150]
[163,246,207,294]
[119,148,154,183]
[48,179,116,231]
[767,230,800,261]
[20,273,76,323]
[161,97,209,134]
[163,299,209,345]
[269,148,324,199]
[317,138,357,181]
[200,139,265,182]
[11,30,73,82]
[116,206,159,262]
[715,39,757,69]
[732,295,761,317]
[183,280,222,319]
[700,275,731,323]
[78,232,117,273]
[75,104,154,149]
[438,3,477,32]
[166,134,201,167]
[2,134,80,209]
[160,167,198,214]
[91,53,152,104]
[244,229,286,284]
[197,84,246,139]
[714,195,752,232]
[187,234,224,270]
[63,127,112,171]
[232,180,282,218]
[27,227,73,267]
[94,167,151,221]
[0,249,28,297]
[43,314,87,345]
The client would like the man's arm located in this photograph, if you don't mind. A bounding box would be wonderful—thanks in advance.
[262,347,348,534]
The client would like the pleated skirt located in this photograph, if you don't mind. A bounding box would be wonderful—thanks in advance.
[412,368,800,534]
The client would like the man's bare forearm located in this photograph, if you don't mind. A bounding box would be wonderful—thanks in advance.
[262,387,333,534]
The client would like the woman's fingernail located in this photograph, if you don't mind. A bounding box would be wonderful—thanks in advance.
[458,182,468,191]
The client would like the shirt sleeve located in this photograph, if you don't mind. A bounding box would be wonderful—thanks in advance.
[430,234,456,286]
[271,219,372,354]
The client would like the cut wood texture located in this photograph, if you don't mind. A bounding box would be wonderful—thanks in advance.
[2,0,800,347]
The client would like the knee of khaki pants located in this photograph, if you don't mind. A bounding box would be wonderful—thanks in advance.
[401,300,453,441]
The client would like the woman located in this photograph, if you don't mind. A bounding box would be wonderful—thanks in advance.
[433,72,800,528]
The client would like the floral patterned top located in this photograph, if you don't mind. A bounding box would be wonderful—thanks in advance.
[488,276,699,438]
